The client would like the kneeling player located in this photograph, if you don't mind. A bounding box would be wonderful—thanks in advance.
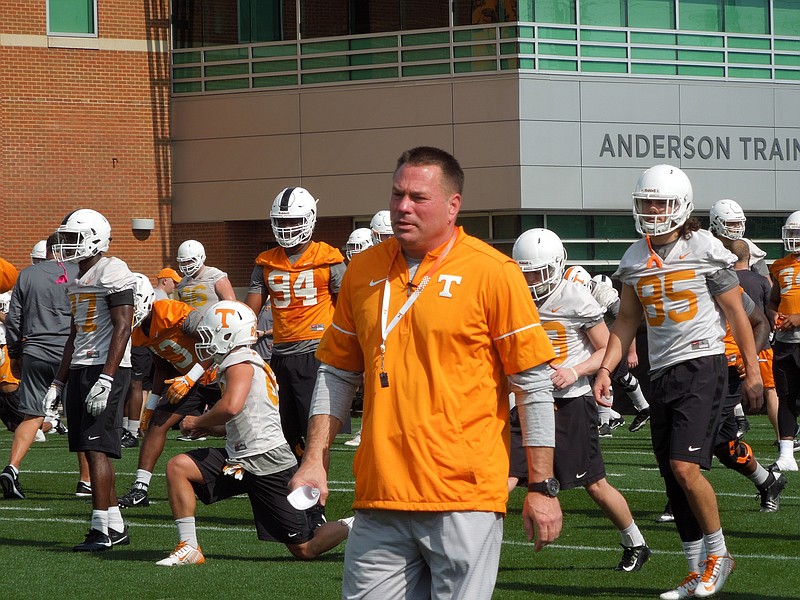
[157,301,350,566]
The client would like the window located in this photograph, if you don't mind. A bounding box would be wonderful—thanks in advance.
[48,0,97,36]
[628,0,675,29]
[724,0,769,35]
[580,0,625,27]
[774,0,800,37]
[533,0,576,25]
[239,0,283,43]
[679,0,723,32]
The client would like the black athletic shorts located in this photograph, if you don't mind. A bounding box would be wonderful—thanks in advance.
[553,394,606,490]
[772,340,800,405]
[715,366,742,446]
[188,446,314,545]
[0,389,24,431]
[155,382,221,417]
[130,346,154,388]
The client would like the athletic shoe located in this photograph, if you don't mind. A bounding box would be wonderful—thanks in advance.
[656,501,674,523]
[615,543,651,572]
[73,528,112,552]
[75,481,93,497]
[340,516,355,532]
[156,542,205,566]
[109,524,130,546]
[344,432,361,447]
[307,504,327,529]
[47,418,69,435]
[609,416,626,430]
[759,472,787,513]
[769,457,799,472]
[659,572,701,600]
[694,554,735,598]
[1,466,25,499]
[598,423,613,438]
[34,429,47,442]
[176,434,206,442]
[121,430,139,449]
[735,416,750,440]
[629,408,650,432]
[118,482,150,508]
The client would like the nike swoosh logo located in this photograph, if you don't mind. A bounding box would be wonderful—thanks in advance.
[287,532,301,538]
[88,435,100,440]
[679,253,691,259]
[576,471,587,478]
[369,278,387,287]
[551,306,563,313]
[688,446,701,452]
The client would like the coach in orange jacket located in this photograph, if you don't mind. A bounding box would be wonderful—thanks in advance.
[291,147,562,599]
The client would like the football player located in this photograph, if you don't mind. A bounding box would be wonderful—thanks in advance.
[156,301,351,566]
[345,227,373,262]
[30,240,47,265]
[512,228,650,573]
[175,240,236,314]
[0,257,17,294]
[369,209,393,245]
[117,274,220,509]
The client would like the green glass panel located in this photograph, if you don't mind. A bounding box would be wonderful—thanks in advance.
[777,66,800,77]
[500,26,520,39]
[454,28,496,42]
[582,45,627,59]
[205,48,249,62]
[680,0,723,32]
[252,44,297,58]
[172,66,202,79]
[518,0,534,20]
[595,215,636,237]
[775,40,800,52]
[581,29,627,42]
[549,214,590,237]
[458,215,490,239]
[538,27,577,40]
[253,74,299,87]
[350,51,397,66]
[534,0,577,24]
[632,62,678,74]
[539,43,577,56]
[350,36,397,50]
[501,57,537,68]
[301,55,348,69]
[775,0,800,37]
[678,33,724,46]
[747,216,785,239]
[579,0,625,26]
[351,67,399,80]
[173,52,201,65]
[301,40,349,55]
[454,44,496,58]
[301,71,350,84]
[678,49,724,62]
[493,214,522,239]
[401,63,451,76]
[520,215,545,229]
[562,242,591,260]
[173,81,202,94]
[49,0,95,34]
[501,41,535,53]
[628,0,675,29]
[760,243,786,260]
[401,32,450,46]
[776,55,800,66]
[455,60,497,72]
[632,47,677,60]
[728,37,770,49]
[581,60,628,73]
[678,64,724,76]
[594,242,635,259]
[630,32,677,45]
[205,78,250,91]
[402,48,450,61]
[729,52,771,65]
[205,63,249,77]
[539,58,578,70]
[252,59,297,74]
[728,66,771,78]
[724,0,768,34]
[238,0,281,43]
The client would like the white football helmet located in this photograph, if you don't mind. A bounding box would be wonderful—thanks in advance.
[512,228,566,301]
[592,274,614,288]
[564,265,591,287]
[709,199,746,240]
[370,210,393,245]
[176,240,206,277]
[270,187,317,248]
[132,273,156,328]
[53,209,111,263]
[632,164,694,236]
[782,211,800,254]
[195,301,258,364]
[30,240,47,264]
[345,228,374,261]
[0,292,10,314]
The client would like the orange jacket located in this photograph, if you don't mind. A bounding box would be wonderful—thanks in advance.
[0,258,17,294]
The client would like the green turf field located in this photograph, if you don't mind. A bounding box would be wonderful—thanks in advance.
[1,415,797,599]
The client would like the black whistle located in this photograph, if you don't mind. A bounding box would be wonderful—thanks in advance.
[380,372,389,388]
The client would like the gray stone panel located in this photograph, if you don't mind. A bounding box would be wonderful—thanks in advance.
[455,122,520,168]
[776,171,800,212]
[583,123,681,168]
[520,121,581,166]
[580,80,680,125]
[687,168,777,211]
[520,166,583,209]
[453,77,520,124]
[519,77,580,121]
[581,167,643,210]
[679,84,775,127]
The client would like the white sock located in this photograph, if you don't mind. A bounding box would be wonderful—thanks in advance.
[91,510,109,535]
[7,464,19,476]
[682,538,705,573]
[779,439,795,461]
[733,403,745,418]
[127,419,140,434]
[620,521,645,548]
[136,469,153,487]
[176,516,198,548]
[747,463,769,488]
[108,505,125,532]
[626,381,649,411]
[122,417,129,430]
[610,408,622,419]
[598,404,611,425]
[704,528,727,557]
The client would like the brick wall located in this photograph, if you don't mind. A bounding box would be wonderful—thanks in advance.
[0,1,172,276]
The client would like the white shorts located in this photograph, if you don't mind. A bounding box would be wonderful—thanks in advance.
[343,509,503,600]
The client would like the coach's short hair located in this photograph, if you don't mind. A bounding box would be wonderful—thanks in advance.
[395,146,464,196]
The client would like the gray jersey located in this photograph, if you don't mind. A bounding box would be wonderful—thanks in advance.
[176,265,228,315]
[5,260,79,363]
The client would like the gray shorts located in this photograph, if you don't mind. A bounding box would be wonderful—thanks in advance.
[18,356,59,418]
[343,510,502,600]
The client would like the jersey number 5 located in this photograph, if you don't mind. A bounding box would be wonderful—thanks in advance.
[637,270,698,327]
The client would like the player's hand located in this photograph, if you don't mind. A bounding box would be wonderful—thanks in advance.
[165,363,205,404]
[626,350,639,370]
[289,459,330,505]
[592,368,614,407]
[85,374,113,416]
[549,365,577,391]
[43,379,64,418]
[742,369,764,413]
[522,493,562,552]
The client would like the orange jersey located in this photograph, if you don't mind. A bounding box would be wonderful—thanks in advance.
[254,242,344,344]
[770,254,800,315]
[722,287,746,360]
[131,299,201,374]
[0,347,19,386]
[0,258,17,294]
[317,228,556,514]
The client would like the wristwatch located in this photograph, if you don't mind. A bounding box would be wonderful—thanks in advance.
[528,477,560,497]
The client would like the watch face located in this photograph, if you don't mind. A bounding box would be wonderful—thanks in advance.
[546,478,560,496]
